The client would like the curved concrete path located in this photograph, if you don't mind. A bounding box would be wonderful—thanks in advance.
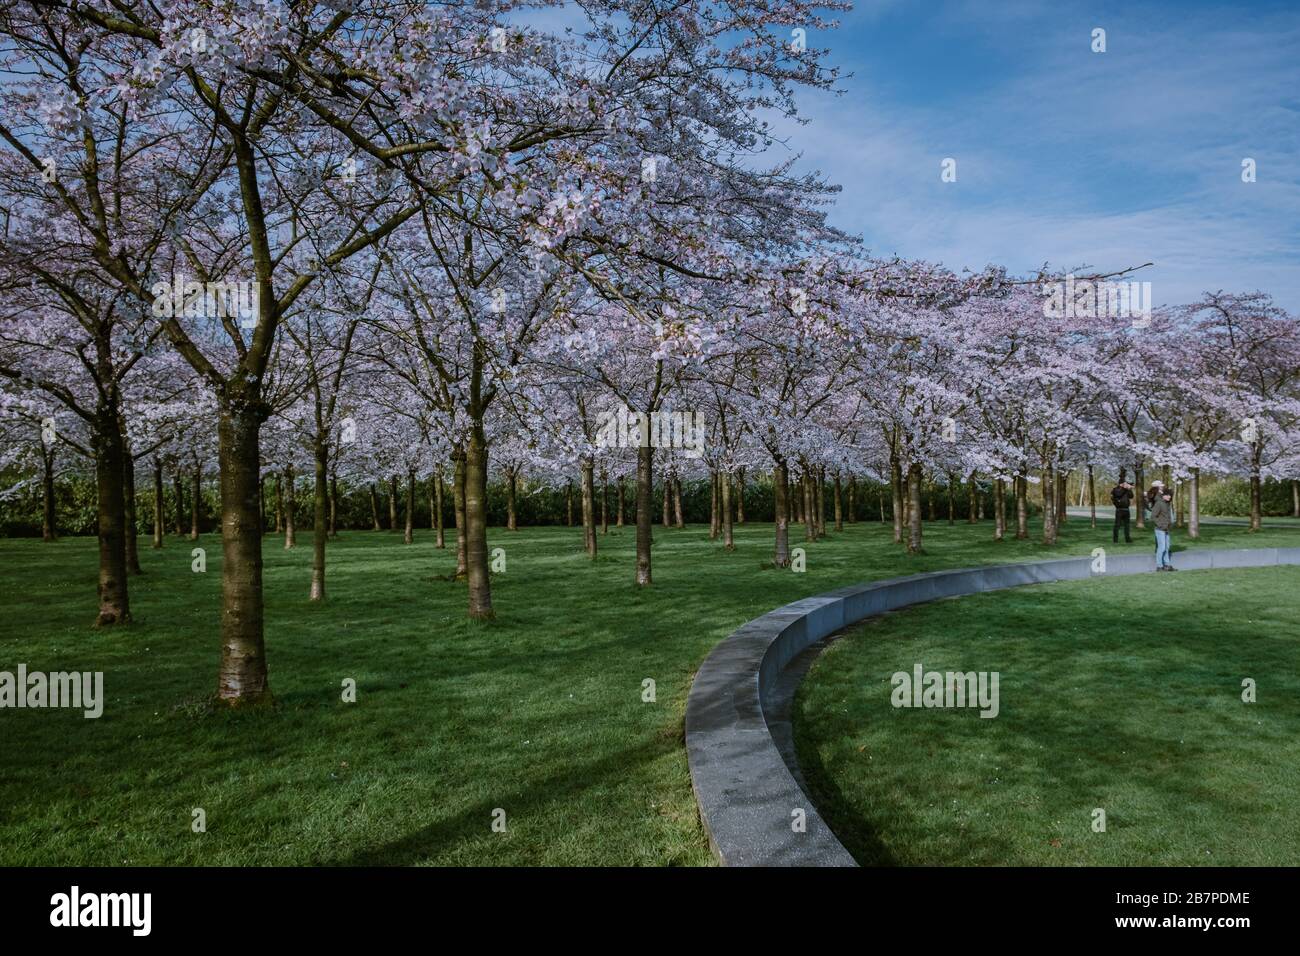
[685,545,1300,867]
[1066,506,1299,529]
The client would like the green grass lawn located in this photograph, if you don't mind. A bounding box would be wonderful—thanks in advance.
[0,516,1295,865]
[794,565,1300,866]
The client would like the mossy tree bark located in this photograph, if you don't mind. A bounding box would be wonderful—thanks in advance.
[215,397,271,705]
[92,410,131,626]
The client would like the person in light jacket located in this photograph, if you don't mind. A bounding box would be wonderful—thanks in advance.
[1150,485,1175,571]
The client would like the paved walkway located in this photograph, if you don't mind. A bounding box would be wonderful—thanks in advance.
[1066,506,1297,529]
[685,545,1300,867]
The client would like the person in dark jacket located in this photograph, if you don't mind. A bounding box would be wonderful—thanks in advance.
[1110,480,1134,543]
[1150,483,1175,570]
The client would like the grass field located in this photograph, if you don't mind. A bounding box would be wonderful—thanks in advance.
[794,565,1300,866]
[1,516,1295,865]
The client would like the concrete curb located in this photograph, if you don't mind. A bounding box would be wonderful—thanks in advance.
[684,546,1300,867]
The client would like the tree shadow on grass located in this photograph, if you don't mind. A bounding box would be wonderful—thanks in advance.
[334,735,684,866]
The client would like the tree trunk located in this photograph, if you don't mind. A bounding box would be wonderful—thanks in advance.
[773,459,791,567]
[906,462,924,554]
[1249,447,1262,531]
[389,474,399,531]
[329,472,339,538]
[816,468,826,537]
[175,470,187,536]
[967,471,978,524]
[1087,464,1097,529]
[947,473,956,527]
[124,449,142,574]
[1293,479,1299,519]
[847,475,856,524]
[581,456,597,559]
[283,465,296,549]
[1134,459,1147,529]
[1015,472,1029,539]
[709,471,720,539]
[1188,467,1201,539]
[404,468,415,544]
[890,453,904,545]
[506,469,517,531]
[736,468,746,524]
[93,417,131,625]
[453,451,468,580]
[151,459,164,548]
[636,445,654,586]
[369,482,381,531]
[1042,462,1058,545]
[661,476,670,528]
[566,480,575,527]
[311,441,328,600]
[215,401,270,706]
[722,470,734,550]
[41,449,57,542]
[600,469,609,535]
[803,468,815,542]
[673,477,685,529]
[435,473,446,548]
[190,465,202,540]
[464,426,494,619]
[428,474,436,531]
[273,473,282,534]
[1057,470,1068,525]
[995,477,1007,541]
[616,476,625,527]
[833,472,843,532]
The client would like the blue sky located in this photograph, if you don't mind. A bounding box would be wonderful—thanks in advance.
[768,0,1300,308]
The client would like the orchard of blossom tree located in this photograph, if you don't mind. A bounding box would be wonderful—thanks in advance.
[1,0,1298,925]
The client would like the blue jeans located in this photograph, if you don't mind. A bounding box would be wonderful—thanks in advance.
[1154,529,1171,567]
